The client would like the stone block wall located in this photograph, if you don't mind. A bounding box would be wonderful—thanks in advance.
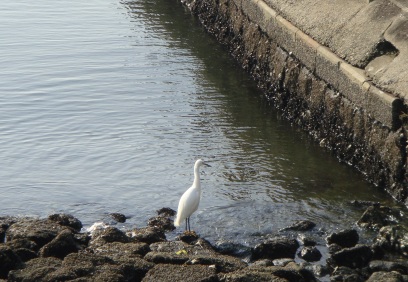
[182,0,408,203]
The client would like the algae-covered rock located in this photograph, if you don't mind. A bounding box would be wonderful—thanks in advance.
[128,227,166,244]
[48,214,83,232]
[328,244,373,268]
[220,262,316,282]
[280,220,316,232]
[369,260,408,274]
[357,205,402,230]
[326,229,359,248]
[252,237,299,261]
[0,245,22,279]
[375,225,408,256]
[6,219,65,249]
[147,216,175,232]
[7,257,62,282]
[39,229,81,259]
[93,241,151,258]
[142,264,218,282]
[109,213,127,223]
[90,227,130,247]
[366,271,404,282]
[298,246,322,262]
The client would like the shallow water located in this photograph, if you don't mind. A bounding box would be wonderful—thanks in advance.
[0,0,404,251]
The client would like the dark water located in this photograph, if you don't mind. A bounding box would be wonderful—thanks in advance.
[0,0,404,254]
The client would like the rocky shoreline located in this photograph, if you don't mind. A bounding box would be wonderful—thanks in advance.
[1,203,407,281]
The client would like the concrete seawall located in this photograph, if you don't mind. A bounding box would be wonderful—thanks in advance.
[181,0,408,204]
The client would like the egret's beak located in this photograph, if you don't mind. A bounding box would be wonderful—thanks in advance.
[204,162,211,167]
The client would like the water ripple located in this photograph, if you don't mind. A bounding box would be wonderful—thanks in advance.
[0,0,402,244]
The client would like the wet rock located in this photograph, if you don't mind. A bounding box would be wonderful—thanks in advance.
[48,214,82,232]
[369,260,408,274]
[142,264,218,282]
[0,227,6,243]
[5,238,38,262]
[6,219,65,249]
[272,258,294,266]
[149,239,214,256]
[357,205,402,230]
[128,227,166,244]
[74,232,91,246]
[0,245,22,279]
[13,248,37,262]
[366,271,404,282]
[280,220,316,231]
[178,231,200,244]
[250,259,274,267]
[185,255,246,273]
[90,267,127,282]
[374,225,408,256]
[146,208,177,233]
[7,238,37,250]
[60,252,147,281]
[328,243,342,254]
[214,240,252,258]
[0,217,17,243]
[145,250,246,273]
[147,216,175,232]
[371,241,386,260]
[349,200,380,209]
[156,207,176,217]
[62,251,115,272]
[39,229,81,259]
[298,246,322,262]
[93,241,151,258]
[90,244,154,280]
[110,213,127,223]
[220,262,316,282]
[91,227,130,247]
[326,229,359,248]
[329,244,373,268]
[330,266,367,282]
[144,251,190,265]
[297,234,317,246]
[300,262,330,278]
[145,240,246,273]
[252,237,299,261]
[220,268,285,282]
[7,257,62,282]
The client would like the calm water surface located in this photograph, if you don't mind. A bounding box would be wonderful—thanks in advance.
[0,0,402,248]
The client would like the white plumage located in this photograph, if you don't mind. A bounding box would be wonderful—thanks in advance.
[174,159,209,231]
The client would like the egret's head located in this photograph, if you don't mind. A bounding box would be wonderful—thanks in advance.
[195,159,211,167]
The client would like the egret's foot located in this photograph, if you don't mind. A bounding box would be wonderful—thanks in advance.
[179,230,199,244]
[183,230,197,236]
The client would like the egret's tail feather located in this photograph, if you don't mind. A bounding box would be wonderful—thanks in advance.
[174,215,181,227]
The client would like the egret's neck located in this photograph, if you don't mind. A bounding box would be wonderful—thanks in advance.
[192,165,201,188]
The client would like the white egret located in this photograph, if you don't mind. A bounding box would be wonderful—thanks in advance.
[174,159,210,232]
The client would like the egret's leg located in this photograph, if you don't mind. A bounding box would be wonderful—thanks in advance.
[187,217,191,232]
[185,218,188,231]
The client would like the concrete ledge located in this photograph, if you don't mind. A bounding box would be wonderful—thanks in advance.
[295,30,319,72]
[337,62,369,111]
[275,15,298,54]
[248,0,402,130]
[367,85,404,130]
[316,46,344,90]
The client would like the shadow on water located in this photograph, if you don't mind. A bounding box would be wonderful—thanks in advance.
[122,0,408,247]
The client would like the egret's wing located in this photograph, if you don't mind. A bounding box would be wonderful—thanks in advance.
[174,186,200,226]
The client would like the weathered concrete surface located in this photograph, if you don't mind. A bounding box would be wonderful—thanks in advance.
[263,0,408,99]
[181,0,408,204]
